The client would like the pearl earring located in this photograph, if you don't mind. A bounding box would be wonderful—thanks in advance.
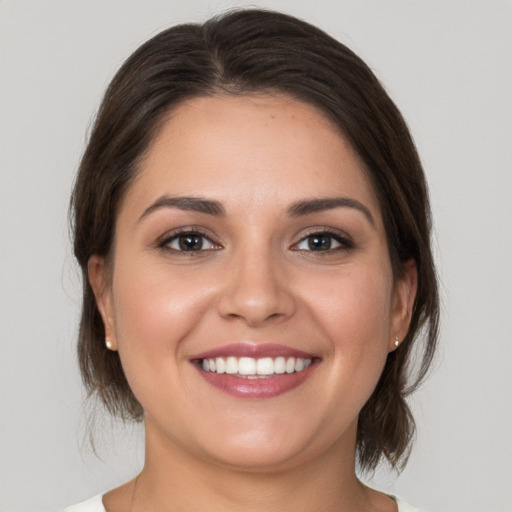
[394,335,400,348]
[106,338,113,350]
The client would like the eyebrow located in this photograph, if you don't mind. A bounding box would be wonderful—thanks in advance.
[139,196,225,220]
[286,197,375,225]
[139,195,374,225]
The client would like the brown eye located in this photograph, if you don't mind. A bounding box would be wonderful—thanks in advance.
[306,234,334,250]
[178,234,204,251]
[295,231,352,252]
[162,231,219,252]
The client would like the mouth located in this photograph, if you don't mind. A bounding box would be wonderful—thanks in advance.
[190,343,320,398]
[199,356,313,377]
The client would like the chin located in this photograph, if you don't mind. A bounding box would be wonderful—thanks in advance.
[203,441,312,473]
[190,417,334,473]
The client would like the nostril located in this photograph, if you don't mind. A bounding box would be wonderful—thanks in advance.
[217,291,296,326]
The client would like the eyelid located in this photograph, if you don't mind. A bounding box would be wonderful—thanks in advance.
[158,227,222,252]
[291,228,354,251]
[156,226,353,253]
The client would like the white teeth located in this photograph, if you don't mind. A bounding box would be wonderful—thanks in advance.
[225,356,238,374]
[274,356,286,374]
[201,356,313,376]
[238,357,256,375]
[256,357,274,375]
[215,357,225,374]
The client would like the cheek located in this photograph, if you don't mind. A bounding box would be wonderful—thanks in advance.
[307,263,393,340]
[111,260,213,359]
[304,263,393,389]
[109,260,220,419]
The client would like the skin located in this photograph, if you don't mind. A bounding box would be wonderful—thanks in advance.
[89,94,417,512]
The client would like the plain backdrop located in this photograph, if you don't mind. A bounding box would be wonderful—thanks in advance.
[1,1,511,511]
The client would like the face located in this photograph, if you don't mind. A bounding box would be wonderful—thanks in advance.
[90,94,415,471]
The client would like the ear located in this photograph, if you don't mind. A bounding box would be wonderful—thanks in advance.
[389,259,418,352]
[88,255,117,351]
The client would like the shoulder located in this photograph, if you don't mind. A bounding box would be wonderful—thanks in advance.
[62,494,105,512]
[394,495,425,512]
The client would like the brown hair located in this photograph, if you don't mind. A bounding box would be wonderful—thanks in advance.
[71,9,439,472]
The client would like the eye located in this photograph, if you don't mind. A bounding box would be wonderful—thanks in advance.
[294,231,352,252]
[160,231,220,252]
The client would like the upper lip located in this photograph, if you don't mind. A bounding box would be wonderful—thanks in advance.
[190,342,317,360]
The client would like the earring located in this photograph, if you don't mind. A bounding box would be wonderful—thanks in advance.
[105,337,113,350]
[394,335,400,348]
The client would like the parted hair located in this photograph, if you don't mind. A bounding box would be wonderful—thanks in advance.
[71,9,439,472]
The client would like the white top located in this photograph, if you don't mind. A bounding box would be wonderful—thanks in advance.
[63,494,423,511]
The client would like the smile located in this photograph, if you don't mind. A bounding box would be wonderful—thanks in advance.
[191,343,319,398]
[201,356,313,377]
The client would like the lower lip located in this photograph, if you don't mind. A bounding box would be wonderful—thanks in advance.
[195,363,318,398]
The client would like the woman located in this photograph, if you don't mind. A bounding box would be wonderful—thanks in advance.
[66,9,438,512]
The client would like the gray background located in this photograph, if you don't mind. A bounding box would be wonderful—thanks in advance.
[1,1,511,511]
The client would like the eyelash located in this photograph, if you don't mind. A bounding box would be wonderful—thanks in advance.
[158,228,353,254]
[158,229,221,254]
[292,230,354,253]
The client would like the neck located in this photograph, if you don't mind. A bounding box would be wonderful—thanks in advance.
[129,419,376,512]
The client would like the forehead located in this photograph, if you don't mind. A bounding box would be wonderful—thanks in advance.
[122,93,381,219]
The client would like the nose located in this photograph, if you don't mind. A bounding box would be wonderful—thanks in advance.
[217,248,296,327]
